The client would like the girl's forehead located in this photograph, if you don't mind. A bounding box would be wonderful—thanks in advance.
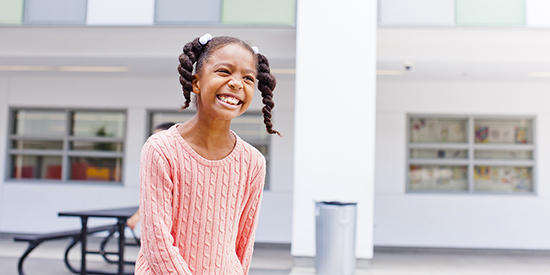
[208,44,256,65]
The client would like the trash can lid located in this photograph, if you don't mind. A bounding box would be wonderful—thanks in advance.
[317,201,357,206]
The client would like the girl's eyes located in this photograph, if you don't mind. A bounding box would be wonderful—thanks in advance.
[216,68,255,82]
[217,69,230,74]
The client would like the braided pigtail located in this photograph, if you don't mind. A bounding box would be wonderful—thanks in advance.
[177,37,205,109]
[256,53,280,136]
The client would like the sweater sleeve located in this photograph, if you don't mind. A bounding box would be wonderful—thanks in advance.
[235,156,266,274]
[139,141,193,275]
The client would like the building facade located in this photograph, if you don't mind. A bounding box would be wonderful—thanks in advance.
[2,0,550,264]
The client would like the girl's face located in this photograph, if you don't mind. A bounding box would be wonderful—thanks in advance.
[193,43,257,122]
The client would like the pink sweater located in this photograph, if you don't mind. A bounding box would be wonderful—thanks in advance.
[135,126,266,275]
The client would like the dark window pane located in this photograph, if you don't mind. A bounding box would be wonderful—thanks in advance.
[231,115,269,144]
[13,110,66,136]
[12,140,63,150]
[11,155,62,180]
[24,0,86,24]
[149,112,187,135]
[253,144,268,156]
[155,0,221,23]
[70,157,122,182]
[72,111,125,138]
[71,141,123,152]
[221,0,296,25]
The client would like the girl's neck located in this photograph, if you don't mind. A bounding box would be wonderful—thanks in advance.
[177,115,236,160]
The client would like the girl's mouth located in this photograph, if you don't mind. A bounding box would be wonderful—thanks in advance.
[217,95,242,106]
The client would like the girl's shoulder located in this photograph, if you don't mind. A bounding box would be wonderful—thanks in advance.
[143,125,181,155]
[234,133,266,166]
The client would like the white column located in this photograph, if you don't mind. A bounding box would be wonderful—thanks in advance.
[87,0,155,25]
[0,76,8,231]
[292,0,377,260]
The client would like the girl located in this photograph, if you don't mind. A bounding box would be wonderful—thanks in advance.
[135,34,278,275]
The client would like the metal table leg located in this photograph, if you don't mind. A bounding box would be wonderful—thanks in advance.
[117,219,126,275]
[81,217,88,275]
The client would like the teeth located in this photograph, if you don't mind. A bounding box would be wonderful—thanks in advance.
[218,95,240,105]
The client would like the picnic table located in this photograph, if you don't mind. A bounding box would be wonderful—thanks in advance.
[58,206,139,275]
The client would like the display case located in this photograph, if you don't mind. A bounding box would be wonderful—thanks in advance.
[407,115,535,194]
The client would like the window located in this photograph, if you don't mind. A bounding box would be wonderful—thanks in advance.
[407,115,535,194]
[148,110,271,188]
[155,0,221,24]
[23,0,87,25]
[8,108,126,183]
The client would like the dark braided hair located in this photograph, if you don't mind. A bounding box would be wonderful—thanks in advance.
[178,37,203,110]
[255,53,279,136]
[177,35,280,135]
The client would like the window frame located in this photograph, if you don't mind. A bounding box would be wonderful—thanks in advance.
[6,107,127,184]
[406,114,537,195]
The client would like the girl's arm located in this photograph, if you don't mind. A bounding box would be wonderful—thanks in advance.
[235,157,266,274]
[140,142,193,274]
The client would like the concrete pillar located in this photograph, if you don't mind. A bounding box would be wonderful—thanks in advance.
[292,0,377,262]
[0,76,8,231]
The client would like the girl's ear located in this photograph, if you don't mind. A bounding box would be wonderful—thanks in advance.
[192,74,200,94]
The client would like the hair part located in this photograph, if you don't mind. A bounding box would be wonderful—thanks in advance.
[177,36,280,135]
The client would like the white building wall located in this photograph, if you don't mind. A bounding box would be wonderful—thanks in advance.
[374,80,550,249]
[526,0,550,27]
[0,72,295,243]
[255,73,295,243]
[86,0,155,25]
[379,0,455,26]
[0,75,9,230]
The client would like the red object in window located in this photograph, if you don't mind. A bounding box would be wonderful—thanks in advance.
[13,166,34,179]
[46,165,62,179]
[71,162,87,180]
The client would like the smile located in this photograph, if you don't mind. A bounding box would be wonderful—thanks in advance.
[217,95,242,106]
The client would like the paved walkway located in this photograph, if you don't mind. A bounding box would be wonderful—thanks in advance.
[291,248,550,275]
[1,234,550,275]
[0,234,292,275]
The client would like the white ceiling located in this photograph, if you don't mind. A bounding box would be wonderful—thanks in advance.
[2,26,550,82]
[0,26,296,77]
[377,27,550,82]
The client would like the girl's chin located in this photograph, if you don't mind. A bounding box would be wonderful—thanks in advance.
[198,102,250,120]
[210,108,246,121]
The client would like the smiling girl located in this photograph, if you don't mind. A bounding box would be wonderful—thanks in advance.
[135,34,278,275]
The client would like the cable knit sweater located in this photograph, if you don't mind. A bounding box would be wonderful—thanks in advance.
[135,125,266,275]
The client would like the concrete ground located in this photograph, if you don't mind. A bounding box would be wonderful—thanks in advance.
[0,235,292,275]
[291,247,550,275]
[1,234,550,275]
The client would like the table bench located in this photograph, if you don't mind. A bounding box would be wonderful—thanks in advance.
[13,224,117,275]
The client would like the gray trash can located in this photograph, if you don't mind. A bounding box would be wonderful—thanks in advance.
[315,201,357,275]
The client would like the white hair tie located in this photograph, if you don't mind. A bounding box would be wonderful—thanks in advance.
[199,33,212,45]
[252,46,259,54]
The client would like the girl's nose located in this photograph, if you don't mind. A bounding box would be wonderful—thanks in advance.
[228,78,243,90]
